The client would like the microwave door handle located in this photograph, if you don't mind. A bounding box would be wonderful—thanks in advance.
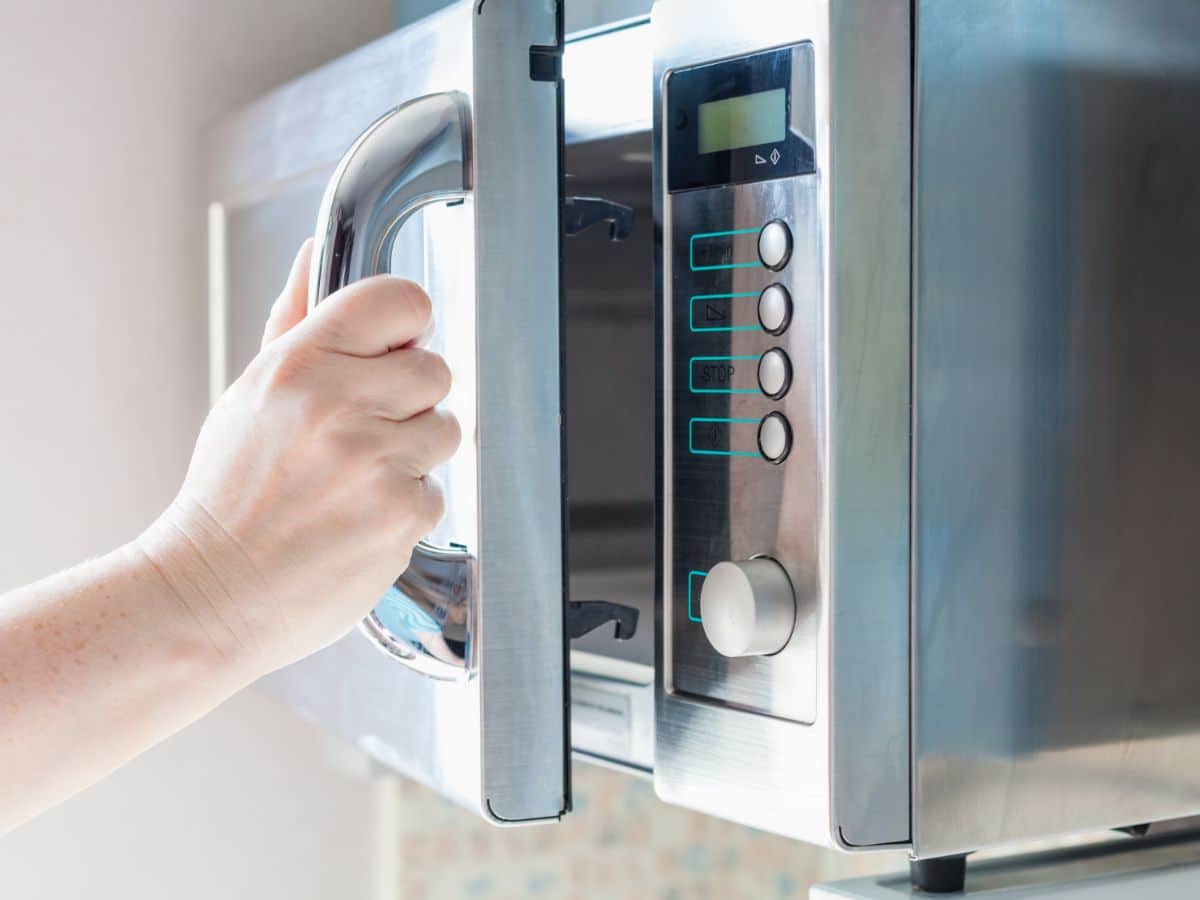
[308,91,476,683]
[310,91,471,305]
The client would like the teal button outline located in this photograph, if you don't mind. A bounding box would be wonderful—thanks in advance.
[688,416,761,457]
[687,570,708,622]
[689,355,759,394]
[689,227,763,271]
[689,292,760,333]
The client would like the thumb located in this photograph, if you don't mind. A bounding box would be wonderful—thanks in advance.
[261,239,313,348]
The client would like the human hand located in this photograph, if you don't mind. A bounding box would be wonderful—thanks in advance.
[140,241,460,678]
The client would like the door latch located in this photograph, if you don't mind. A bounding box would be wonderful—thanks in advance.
[563,196,635,242]
[566,600,639,641]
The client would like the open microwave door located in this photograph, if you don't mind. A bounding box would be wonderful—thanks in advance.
[205,1,569,824]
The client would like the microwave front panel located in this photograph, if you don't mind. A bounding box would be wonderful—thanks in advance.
[206,0,568,825]
[654,3,834,847]
[663,44,821,728]
[653,0,912,849]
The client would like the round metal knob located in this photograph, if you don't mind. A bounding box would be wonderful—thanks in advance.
[699,559,796,657]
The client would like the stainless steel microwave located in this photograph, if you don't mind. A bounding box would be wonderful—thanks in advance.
[205,0,1200,873]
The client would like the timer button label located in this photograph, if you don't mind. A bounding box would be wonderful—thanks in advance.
[690,228,763,271]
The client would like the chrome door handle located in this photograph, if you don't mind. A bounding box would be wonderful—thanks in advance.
[309,92,475,683]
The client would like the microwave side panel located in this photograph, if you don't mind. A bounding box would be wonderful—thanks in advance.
[912,0,1200,858]
[652,0,911,850]
[826,0,913,850]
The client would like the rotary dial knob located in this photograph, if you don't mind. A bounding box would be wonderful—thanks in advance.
[699,559,796,658]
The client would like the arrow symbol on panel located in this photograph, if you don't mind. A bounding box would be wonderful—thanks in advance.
[704,304,728,323]
[754,154,767,165]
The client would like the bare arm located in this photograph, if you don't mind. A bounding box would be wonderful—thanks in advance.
[0,243,459,834]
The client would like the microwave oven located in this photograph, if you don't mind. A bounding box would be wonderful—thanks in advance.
[205,0,1200,881]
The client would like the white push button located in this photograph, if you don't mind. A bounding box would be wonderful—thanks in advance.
[758,412,792,463]
[758,349,792,399]
[758,284,792,334]
[757,220,792,271]
[700,559,796,657]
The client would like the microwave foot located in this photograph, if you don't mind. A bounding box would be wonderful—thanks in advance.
[909,854,967,894]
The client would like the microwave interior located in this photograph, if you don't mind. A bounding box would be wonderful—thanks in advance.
[561,132,655,657]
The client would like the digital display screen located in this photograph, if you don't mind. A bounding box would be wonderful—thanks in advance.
[666,45,814,192]
[697,88,786,155]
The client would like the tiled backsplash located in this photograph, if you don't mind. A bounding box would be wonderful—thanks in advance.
[389,763,905,898]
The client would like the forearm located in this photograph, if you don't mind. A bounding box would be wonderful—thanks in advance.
[0,530,259,835]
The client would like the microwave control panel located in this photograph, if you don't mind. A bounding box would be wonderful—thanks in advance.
[663,43,820,724]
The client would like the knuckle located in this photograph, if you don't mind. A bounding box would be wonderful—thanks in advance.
[433,410,462,460]
[396,280,433,331]
[425,352,453,398]
[442,410,463,452]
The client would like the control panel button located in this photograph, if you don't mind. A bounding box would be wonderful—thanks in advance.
[757,284,792,334]
[757,349,792,399]
[757,412,792,463]
[757,219,792,271]
[700,558,796,657]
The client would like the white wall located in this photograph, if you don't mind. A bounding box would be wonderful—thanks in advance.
[0,2,396,897]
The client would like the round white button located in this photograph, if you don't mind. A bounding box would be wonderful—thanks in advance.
[758,413,792,463]
[758,284,792,334]
[758,220,792,271]
[700,559,796,657]
[758,349,792,399]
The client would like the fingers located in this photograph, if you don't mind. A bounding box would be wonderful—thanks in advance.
[382,408,462,478]
[354,348,452,422]
[302,275,433,358]
[262,240,313,348]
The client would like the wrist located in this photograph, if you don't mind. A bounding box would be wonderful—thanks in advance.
[135,497,277,686]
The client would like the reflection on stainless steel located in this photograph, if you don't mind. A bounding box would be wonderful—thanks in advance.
[653,0,912,849]
[309,90,475,681]
[363,544,474,681]
[912,0,1200,859]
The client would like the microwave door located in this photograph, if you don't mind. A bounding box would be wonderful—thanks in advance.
[205,1,569,825]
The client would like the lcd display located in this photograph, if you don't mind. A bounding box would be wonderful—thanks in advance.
[697,88,786,155]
